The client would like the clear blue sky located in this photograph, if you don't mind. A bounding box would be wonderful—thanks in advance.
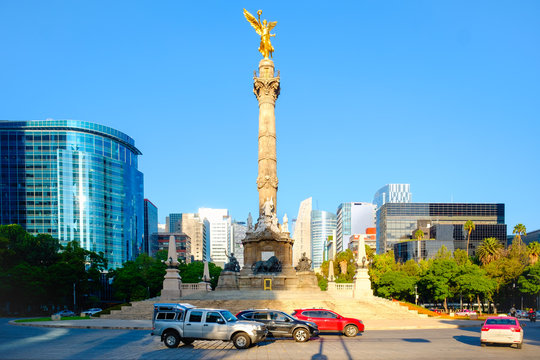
[1,1,538,233]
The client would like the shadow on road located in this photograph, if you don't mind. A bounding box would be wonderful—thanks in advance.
[453,335,479,347]
[402,338,430,343]
[311,337,328,360]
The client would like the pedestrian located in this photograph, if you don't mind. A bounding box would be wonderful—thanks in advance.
[510,305,517,317]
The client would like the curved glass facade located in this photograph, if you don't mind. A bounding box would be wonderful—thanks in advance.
[0,120,144,269]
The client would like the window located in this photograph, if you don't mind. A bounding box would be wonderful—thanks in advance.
[188,311,203,323]
[156,312,176,320]
[206,312,224,323]
[253,312,268,320]
[241,311,254,319]
[270,312,288,322]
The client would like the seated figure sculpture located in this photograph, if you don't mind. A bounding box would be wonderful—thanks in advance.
[223,252,240,272]
[295,252,312,272]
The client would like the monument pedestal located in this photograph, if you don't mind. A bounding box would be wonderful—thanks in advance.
[353,268,373,299]
[216,271,239,290]
[296,271,319,289]
[160,268,182,300]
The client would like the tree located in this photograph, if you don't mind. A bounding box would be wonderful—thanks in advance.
[453,249,471,266]
[464,220,475,257]
[414,229,424,262]
[513,224,527,244]
[527,242,540,265]
[517,262,540,296]
[376,270,417,301]
[418,258,458,313]
[454,263,497,314]
[476,237,504,265]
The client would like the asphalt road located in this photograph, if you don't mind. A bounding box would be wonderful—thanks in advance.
[1,318,539,360]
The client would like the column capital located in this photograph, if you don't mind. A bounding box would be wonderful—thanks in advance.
[253,76,280,102]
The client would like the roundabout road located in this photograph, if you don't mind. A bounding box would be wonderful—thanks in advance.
[1,318,539,360]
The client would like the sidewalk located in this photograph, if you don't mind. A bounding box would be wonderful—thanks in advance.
[9,318,484,331]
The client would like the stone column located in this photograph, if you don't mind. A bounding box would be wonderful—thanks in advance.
[254,59,280,217]
[353,236,373,298]
[160,235,182,300]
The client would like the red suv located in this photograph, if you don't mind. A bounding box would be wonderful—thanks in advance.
[292,309,364,337]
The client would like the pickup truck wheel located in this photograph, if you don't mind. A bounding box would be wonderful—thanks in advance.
[293,328,309,342]
[163,332,180,348]
[343,324,358,337]
[181,339,194,345]
[233,332,251,349]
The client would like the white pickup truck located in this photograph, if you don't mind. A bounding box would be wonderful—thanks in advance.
[151,303,267,349]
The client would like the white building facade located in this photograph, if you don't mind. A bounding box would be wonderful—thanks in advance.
[198,208,231,266]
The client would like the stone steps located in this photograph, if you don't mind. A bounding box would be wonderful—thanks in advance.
[101,291,425,321]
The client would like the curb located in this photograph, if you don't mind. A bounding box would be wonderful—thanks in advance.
[8,320,151,330]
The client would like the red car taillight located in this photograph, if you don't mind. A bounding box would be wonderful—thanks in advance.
[511,327,521,332]
[481,327,489,331]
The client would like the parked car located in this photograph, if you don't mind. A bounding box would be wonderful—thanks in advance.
[151,303,267,349]
[82,308,102,316]
[292,309,364,337]
[455,309,477,317]
[236,309,319,342]
[480,316,523,349]
[52,310,76,317]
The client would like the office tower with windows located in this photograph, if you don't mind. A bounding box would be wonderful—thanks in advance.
[311,210,337,269]
[167,213,182,233]
[180,213,206,261]
[156,233,191,263]
[377,202,506,256]
[198,208,231,266]
[336,202,376,253]
[144,199,158,256]
[0,120,144,269]
[292,197,312,266]
[373,184,412,208]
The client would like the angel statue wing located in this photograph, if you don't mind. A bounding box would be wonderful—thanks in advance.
[267,21,278,32]
[243,8,262,35]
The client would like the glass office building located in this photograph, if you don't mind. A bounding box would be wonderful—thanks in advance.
[0,120,144,268]
[144,199,158,256]
[377,203,505,255]
[311,210,337,269]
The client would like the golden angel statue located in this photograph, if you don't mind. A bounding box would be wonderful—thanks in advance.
[243,9,277,59]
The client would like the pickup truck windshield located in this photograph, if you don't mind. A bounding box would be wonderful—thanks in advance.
[221,310,237,322]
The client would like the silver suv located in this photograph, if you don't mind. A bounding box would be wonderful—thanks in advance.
[151,303,267,349]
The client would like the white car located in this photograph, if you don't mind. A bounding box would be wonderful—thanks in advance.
[83,308,102,316]
[481,316,523,349]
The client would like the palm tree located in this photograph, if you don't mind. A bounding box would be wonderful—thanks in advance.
[464,220,475,257]
[527,241,540,264]
[476,237,503,265]
[513,224,527,244]
[414,229,424,262]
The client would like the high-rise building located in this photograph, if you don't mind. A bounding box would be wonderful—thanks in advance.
[336,202,376,253]
[232,220,247,268]
[292,197,312,266]
[311,210,337,269]
[377,203,506,255]
[180,213,207,261]
[198,208,231,266]
[0,120,144,269]
[167,213,182,233]
[144,199,158,256]
[156,233,191,263]
[373,184,412,208]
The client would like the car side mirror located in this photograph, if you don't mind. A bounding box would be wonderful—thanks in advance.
[217,318,225,324]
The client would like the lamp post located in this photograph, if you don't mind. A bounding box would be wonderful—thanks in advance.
[415,285,418,305]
